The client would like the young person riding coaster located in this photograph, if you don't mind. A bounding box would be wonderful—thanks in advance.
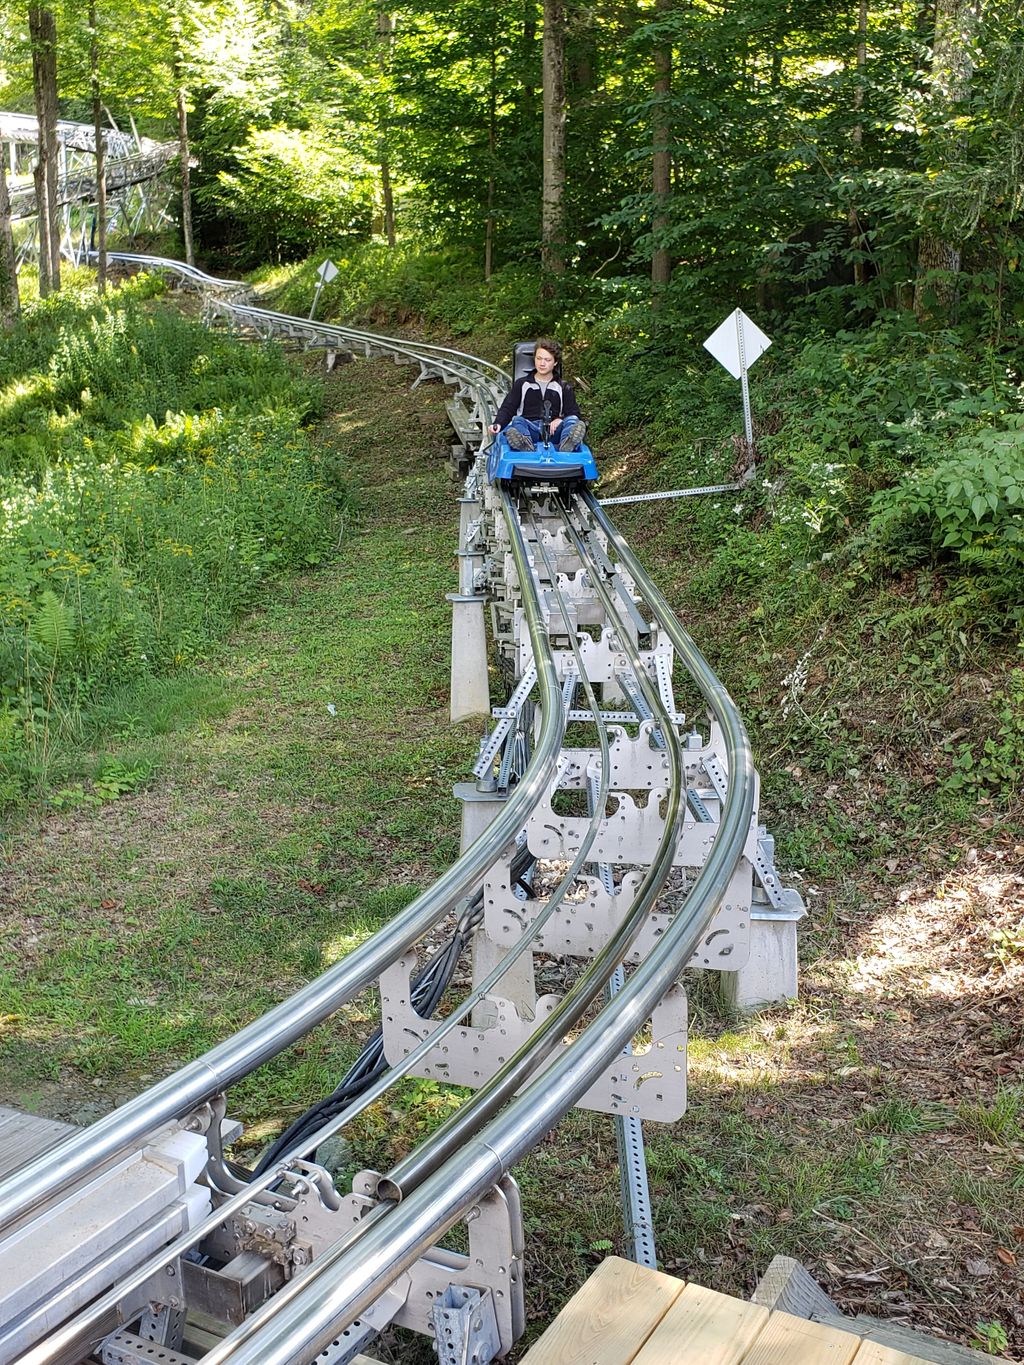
[489,338,587,452]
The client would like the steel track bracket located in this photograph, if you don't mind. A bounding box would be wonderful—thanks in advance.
[100,1329,197,1365]
[473,661,538,779]
[702,754,804,917]
[431,1284,501,1365]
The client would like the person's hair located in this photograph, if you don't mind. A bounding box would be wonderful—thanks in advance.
[533,338,562,379]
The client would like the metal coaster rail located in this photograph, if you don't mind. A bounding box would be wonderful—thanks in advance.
[2,114,180,267]
[1,114,177,219]
[0,253,759,1365]
[96,252,509,444]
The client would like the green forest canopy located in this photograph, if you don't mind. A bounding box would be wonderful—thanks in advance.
[1,0,1022,332]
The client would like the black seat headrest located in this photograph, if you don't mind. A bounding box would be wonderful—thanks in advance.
[513,341,561,381]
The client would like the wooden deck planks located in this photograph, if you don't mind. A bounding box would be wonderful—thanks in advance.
[853,1344,935,1365]
[631,1282,770,1365]
[520,1256,684,1365]
[0,1105,76,1183]
[737,1311,864,1365]
[523,1260,1008,1365]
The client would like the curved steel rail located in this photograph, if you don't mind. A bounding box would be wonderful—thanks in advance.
[93,253,509,437]
[3,257,757,1365]
[197,493,755,1365]
[0,584,563,1234]
[10,501,624,1365]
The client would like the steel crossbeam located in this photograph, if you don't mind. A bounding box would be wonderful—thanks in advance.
[599,482,744,505]
[472,662,538,779]
[100,1330,196,1365]
[615,671,667,750]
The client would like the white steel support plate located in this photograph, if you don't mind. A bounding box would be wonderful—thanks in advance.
[517,625,674,688]
[292,1176,525,1354]
[379,954,688,1121]
[481,861,753,972]
[525,785,759,870]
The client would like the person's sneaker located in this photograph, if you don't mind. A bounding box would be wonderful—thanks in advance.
[505,427,536,452]
[559,422,586,451]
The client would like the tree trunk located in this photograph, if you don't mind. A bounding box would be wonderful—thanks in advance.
[519,3,537,121]
[380,158,396,247]
[377,8,396,247]
[650,0,672,298]
[541,0,566,288]
[29,6,60,296]
[90,0,107,293]
[485,36,497,280]
[913,0,980,318]
[0,158,20,327]
[176,76,194,266]
[849,0,868,287]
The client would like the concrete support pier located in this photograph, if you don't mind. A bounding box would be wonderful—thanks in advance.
[447,593,491,721]
[719,908,802,1013]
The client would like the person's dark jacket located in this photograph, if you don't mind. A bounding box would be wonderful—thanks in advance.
[493,373,582,428]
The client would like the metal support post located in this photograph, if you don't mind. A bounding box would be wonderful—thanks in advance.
[588,774,657,1268]
[458,548,484,596]
[736,310,755,458]
[431,1285,501,1365]
[458,495,480,548]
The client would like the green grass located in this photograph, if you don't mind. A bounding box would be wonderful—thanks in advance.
[0,353,476,1128]
[0,276,339,810]
[958,1085,1024,1145]
[857,1095,950,1135]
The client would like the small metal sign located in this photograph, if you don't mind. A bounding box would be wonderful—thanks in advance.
[703,308,773,458]
[309,260,339,319]
[703,308,771,379]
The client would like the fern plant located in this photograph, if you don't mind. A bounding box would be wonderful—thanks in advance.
[28,591,76,662]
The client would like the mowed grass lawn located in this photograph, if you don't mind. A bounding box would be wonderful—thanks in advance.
[0,355,477,1129]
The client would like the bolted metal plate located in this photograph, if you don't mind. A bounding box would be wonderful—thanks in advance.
[290,1178,523,1356]
[481,860,753,972]
[380,952,689,1121]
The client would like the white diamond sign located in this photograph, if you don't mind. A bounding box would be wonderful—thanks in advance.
[309,260,339,319]
[703,308,771,380]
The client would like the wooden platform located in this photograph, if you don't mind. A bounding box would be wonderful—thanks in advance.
[0,1105,76,1183]
[520,1258,1008,1365]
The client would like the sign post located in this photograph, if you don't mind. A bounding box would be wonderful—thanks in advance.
[703,308,772,467]
[309,259,339,320]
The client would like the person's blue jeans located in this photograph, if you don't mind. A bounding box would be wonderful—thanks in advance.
[506,415,583,449]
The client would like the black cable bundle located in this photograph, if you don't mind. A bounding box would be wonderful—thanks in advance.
[251,846,537,1179]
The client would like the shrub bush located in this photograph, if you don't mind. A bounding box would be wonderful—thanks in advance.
[212,126,377,266]
[0,280,342,796]
[865,418,1024,595]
